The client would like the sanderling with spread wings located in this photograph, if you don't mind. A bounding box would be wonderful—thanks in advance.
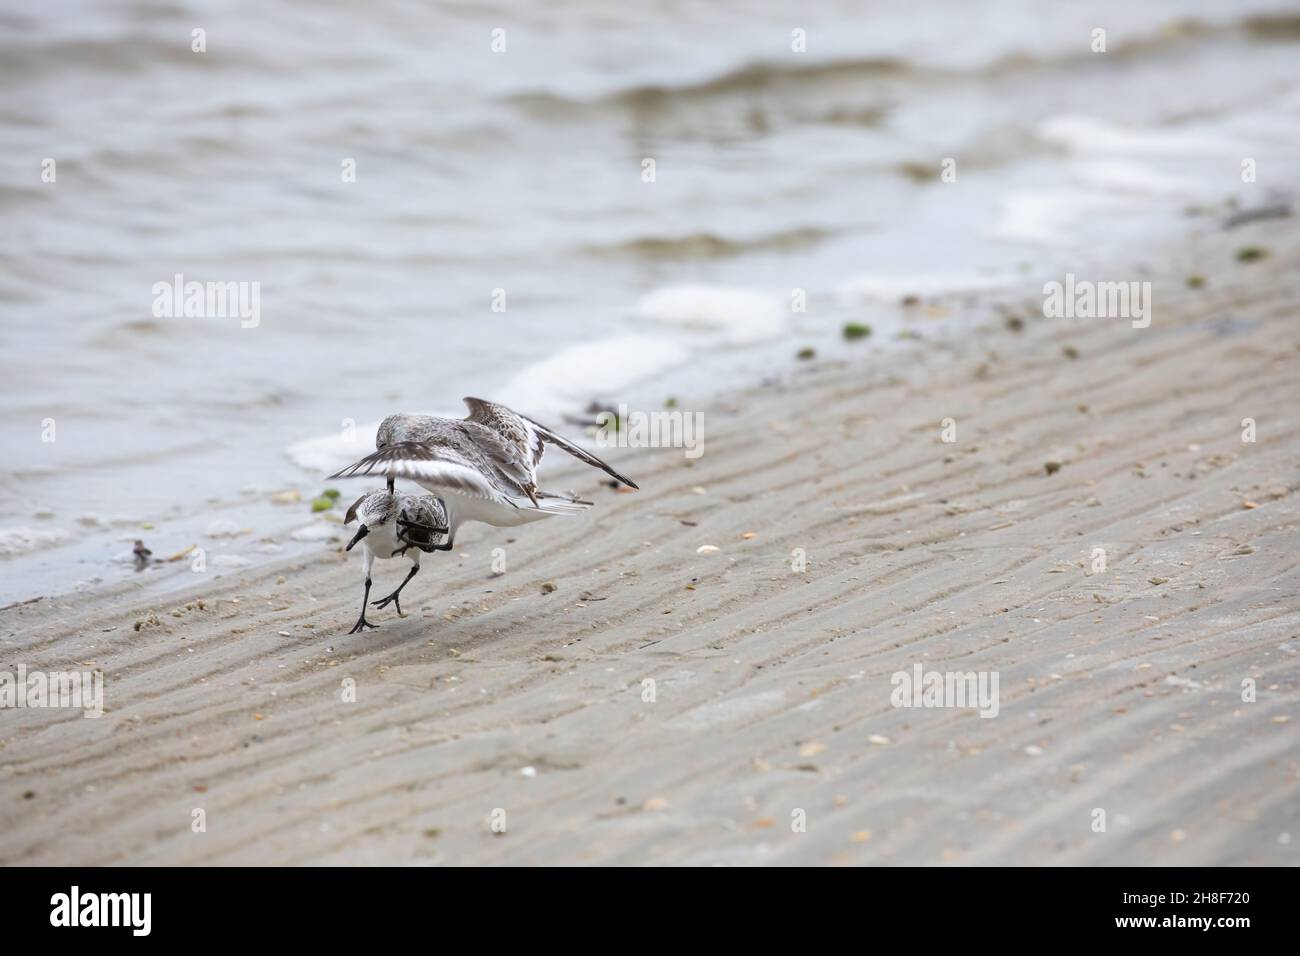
[328,397,639,551]
[343,489,449,633]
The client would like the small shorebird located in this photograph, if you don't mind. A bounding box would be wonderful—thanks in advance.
[344,489,449,633]
[328,397,638,550]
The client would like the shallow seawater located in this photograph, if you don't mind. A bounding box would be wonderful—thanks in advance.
[2,0,1299,603]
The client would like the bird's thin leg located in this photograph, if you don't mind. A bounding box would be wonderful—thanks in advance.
[371,559,420,615]
[349,551,378,634]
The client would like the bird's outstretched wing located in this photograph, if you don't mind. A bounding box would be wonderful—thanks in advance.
[328,442,518,507]
[463,396,639,490]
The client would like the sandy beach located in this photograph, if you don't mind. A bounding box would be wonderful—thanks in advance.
[2,220,1297,866]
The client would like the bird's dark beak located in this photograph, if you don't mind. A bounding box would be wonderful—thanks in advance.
[346,524,369,551]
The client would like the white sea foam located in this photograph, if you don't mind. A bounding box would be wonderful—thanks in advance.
[0,527,70,558]
[204,519,246,539]
[636,285,786,344]
[989,189,1131,245]
[286,423,380,474]
[496,334,691,418]
[75,514,138,529]
[290,523,343,542]
[1038,115,1237,156]
[836,273,1016,303]
[1073,161,1203,196]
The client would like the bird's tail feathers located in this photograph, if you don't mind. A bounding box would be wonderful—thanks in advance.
[530,491,594,515]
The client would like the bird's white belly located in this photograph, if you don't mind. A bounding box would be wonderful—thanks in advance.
[427,488,553,529]
[363,522,404,558]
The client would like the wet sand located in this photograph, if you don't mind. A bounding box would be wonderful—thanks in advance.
[2,221,1297,865]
